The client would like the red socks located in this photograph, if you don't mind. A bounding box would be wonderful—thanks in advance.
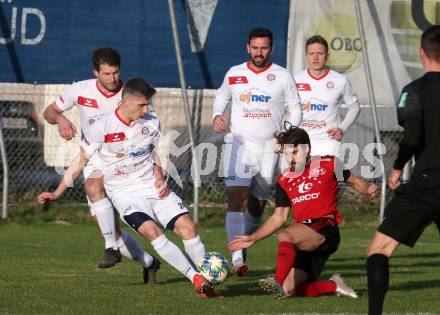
[296,280,337,297]
[273,241,337,297]
[274,241,296,285]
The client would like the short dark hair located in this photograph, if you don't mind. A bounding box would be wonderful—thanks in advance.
[421,25,440,62]
[305,35,329,53]
[122,78,156,100]
[276,125,310,149]
[248,27,273,47]
[92,47,121,71]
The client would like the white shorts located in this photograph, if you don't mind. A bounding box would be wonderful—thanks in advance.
[83,153,103,180]
[223,136,278,200]
[109,191,189,230]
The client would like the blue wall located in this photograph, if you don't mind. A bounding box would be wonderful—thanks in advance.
[0,0,289,88]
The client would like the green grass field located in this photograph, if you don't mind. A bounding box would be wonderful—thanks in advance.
[1,206,440,314]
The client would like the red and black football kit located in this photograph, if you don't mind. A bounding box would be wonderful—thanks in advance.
[275,156,350,279]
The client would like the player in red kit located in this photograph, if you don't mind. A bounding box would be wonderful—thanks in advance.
[229,126,379,298]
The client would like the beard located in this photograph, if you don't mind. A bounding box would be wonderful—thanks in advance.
[251,55,270,68]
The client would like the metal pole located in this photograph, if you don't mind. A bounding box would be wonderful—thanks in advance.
[0,119,8,222]
[354,0,387,222]
[168,0,200,223]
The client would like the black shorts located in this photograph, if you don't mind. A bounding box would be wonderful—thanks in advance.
[293,217,340,280]
[123,211,188,232]
[378,171,440,247]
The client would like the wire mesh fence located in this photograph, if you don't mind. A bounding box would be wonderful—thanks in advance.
[0,83,402,217]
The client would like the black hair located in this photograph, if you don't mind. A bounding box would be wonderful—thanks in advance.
[122,78,156,99]
[248,27,273,47]
[421,25,440,62]
[305,35,329,53]
[92,47,121,71]
[275,123,311,149]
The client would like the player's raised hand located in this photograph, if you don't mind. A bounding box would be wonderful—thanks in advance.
[327,127,344,141]
[56,115,77,141]
[155,178,169,198]
[37,192,59,204]
[228,235,255,251]
[213,115,228,132]
[367,184,379,199]
[388,169,402,190]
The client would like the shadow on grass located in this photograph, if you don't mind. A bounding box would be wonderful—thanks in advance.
[221,282,264,297]
[392,252,440,259]
[161,276,190,285]
[389,279,440,291]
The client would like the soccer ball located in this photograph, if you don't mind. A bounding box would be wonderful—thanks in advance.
[197,251,229,285]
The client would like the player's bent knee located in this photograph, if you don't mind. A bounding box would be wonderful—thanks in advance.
[84,180,106,201]
[138,221,163,241]
[277,231,292,243]
[367,232,399,257]
[124,212,161,241]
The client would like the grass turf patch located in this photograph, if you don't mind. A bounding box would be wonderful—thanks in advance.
[1,219,439,314]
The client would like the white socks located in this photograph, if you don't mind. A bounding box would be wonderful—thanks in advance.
[118,229,154,268]
[226,211,244,262]
[91,198,117,250]
[244,209,263,235]
[151,235,197,281]
[183,235,206,266]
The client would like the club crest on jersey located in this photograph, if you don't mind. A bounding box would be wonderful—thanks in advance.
[141,126,149,135]
[89,119,95,125]
[296,83,311,91]
[229,76,248,85]
[104,132,126,143]
[326,81,335,89]
[266,73,276,81]
[77,96,98,108]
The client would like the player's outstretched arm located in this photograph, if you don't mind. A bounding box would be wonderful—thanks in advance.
[37,149,89,204]
[346,175,379,199]
[44,103,77,141]
[228,206,290,251]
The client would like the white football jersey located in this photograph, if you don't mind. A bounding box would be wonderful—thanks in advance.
[81,110,160,197]
[55,79,123,137]
[294,69,358,156]
[213,62,302,145]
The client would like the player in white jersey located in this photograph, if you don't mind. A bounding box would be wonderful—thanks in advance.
[294,35,360,157]
[42,48,159,282]
[212,28,302,276]
[40,78,222,298]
